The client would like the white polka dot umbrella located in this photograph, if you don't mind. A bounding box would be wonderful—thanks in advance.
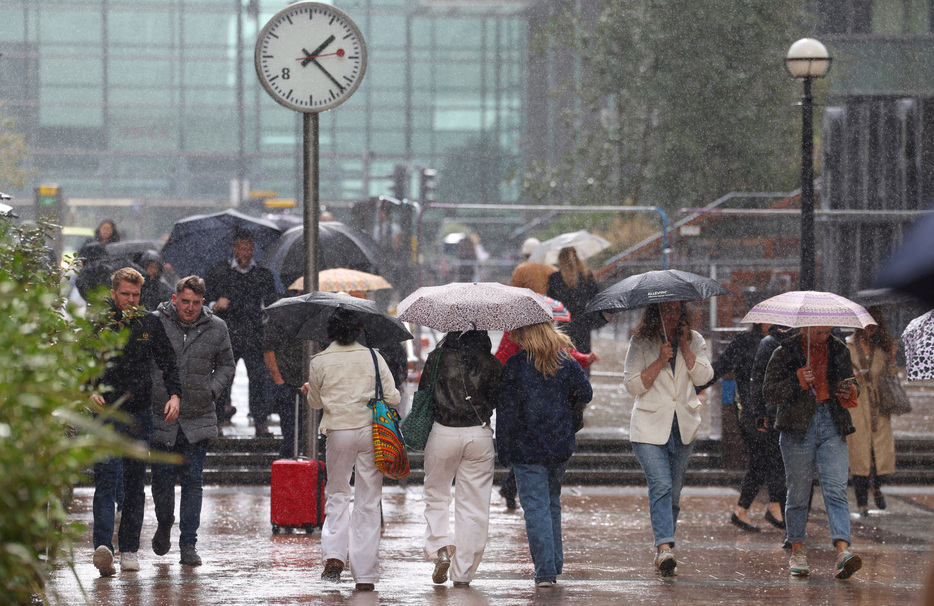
[396,282,554,332]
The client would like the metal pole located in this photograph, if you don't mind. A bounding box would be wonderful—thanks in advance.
[303,112,320,459]
[800,76,815,290]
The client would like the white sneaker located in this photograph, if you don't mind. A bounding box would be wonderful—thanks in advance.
[536,580,556,588]
[120,551,140,572]
[93,546,116,577]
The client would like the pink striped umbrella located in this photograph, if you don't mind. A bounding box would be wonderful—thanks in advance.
[740,290,875,329]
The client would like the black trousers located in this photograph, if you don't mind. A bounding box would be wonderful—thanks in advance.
[216,339,270,424]
[737,424,786,509]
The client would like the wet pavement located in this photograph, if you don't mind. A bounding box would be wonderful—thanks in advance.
[47,327,934,604]
[50,482,932,605]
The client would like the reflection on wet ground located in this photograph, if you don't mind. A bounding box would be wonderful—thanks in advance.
[50,483,931,605]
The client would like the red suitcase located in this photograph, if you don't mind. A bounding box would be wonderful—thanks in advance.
[271,458,326,534]
[270,394,326,534]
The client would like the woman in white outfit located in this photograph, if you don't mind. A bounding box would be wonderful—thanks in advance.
[623,301,713,576]
[302,309,401,591]
[419,330,503,586]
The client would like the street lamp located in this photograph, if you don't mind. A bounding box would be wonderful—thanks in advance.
[786,38,831,291]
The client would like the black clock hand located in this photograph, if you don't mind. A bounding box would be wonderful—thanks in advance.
[301,35,335,67]
[309,58,346,92]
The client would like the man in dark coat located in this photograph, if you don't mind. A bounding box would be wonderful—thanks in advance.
[205,229,278,435]
[149,275,236,567]
[264,313,308,459]
[89,267,182,577]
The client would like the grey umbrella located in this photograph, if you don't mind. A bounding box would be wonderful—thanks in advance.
[585,269,729,314]
[264,292,412,348]
[396,282,553,332]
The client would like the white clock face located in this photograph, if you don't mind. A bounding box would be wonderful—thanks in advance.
[255,2,367,113]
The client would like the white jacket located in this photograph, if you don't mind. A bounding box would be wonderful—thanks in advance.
[623,330,714,445]
[306,341,401,433]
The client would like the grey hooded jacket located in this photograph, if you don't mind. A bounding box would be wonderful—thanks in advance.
[150,300,236,446]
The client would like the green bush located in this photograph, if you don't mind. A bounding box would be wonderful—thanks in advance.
[0,220,138,604]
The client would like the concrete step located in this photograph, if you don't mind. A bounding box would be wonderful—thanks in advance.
[198,435,934,486]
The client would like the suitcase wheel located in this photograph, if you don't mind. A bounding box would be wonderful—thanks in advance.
[304,524,315,534]
[272,524,280,534]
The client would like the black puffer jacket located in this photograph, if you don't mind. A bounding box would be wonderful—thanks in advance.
[763,332,857,437]
[97,304,181,412]
[418,331,502,427]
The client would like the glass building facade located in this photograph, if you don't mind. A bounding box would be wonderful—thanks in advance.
[0,0,528,238]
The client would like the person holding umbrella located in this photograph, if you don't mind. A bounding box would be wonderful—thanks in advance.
[763,324,862,579]
[746,290,873,579]
[301,307,401,591]
[418,330,503,587]
[622,301,713,576]
[496,321,593,588]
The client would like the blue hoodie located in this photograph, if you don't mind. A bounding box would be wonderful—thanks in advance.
[496,353,592,466]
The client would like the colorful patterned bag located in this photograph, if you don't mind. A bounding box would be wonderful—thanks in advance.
[367,349,410,480]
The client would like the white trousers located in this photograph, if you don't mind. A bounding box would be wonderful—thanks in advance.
[422,422,495,583]
[322,426,383,583]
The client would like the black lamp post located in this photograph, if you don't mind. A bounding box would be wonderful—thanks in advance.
[786,38,831,291]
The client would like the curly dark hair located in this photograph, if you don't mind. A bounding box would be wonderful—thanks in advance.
[326,308,362,345]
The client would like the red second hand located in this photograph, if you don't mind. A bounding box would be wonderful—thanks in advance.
[296,49,345,61]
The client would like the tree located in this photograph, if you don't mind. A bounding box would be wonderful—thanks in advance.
[526,0,810,213]
[437,134,519,205]
[0,105,32,191]
[0,220,137,604]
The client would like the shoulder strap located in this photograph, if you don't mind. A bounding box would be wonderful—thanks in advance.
[369,348,384,400]
[426,349,443,395]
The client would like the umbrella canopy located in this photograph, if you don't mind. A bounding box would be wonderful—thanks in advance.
[740,290,876,329]
[527,230,612,265]
[161,209,281,279]
[902,310,934,381]
[105,239,165,270]
[396,282,554,332]
[853,287,918,308]
[288,268,393,293]
[540,295,571,322]
[260,222,381,290]
[264,292,412,348]
[875,209,934,307]
[585,269,729,314]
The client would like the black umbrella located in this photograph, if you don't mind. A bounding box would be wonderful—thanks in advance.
[265,292,412,348]
[105,239,164,269]
[875,209,934,307]
[853,288,918,308]
[260,222,381,290]
[585,269,729,314]
[161,209,281,279]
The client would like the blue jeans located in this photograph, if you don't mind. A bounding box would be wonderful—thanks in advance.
[512,459,569,584]
[151,430,210,546]
[780,404,851,546]
[631,417,695,548]
[93,408,153,553]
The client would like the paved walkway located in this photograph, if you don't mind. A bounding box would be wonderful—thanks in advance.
[51,483,932,605]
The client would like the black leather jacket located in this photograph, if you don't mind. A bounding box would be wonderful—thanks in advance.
[418,332,503,427]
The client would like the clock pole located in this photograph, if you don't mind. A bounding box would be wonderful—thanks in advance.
[302,111,320,459]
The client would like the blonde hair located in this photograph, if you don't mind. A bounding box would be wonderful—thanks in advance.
[509,322,573,377]
[557,247,591,289]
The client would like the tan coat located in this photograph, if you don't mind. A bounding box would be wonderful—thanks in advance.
[509,262,557,295]
[845,336,896,476]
